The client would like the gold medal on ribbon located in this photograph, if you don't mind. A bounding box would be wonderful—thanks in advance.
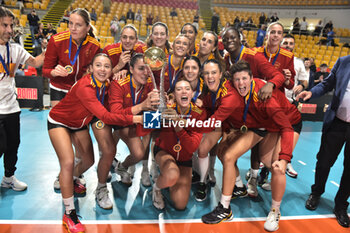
[95,120,105,129]
[65,65,73,74]
[173,143,182,153]
[240,125,248,133]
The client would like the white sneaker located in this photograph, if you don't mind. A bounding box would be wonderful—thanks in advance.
[245,168,251,181]
[208,168,216,185]
[286,163,298,178]
[115,162,132,185]
[1,176,27,191]
[141,169,151,187]
[95,185,113,209]
[247,177,258,197]
[261,181,272,191]
[150,160,159,182]
[53,175,60,190]
[128,165,135,178]
[264,208,280,231]
[152,188,165,210]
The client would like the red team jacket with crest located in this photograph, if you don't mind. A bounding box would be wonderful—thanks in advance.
[43,31,101,91]
[255,46,296,91]
[108,74,153,115]
[201,79,236,133]
[225,78,301,161]
[224,46,290,90]
[155,103,206,162]
[102,41,146,70]
[48,74,134,129]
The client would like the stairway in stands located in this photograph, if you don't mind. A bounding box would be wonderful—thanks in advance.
[199,0,212,31]
[24,0,73,54]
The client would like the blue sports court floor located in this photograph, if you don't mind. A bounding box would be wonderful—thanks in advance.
[0,109,348,233]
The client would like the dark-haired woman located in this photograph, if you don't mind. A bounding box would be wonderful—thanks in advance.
[108,54,159,187]
[48,53,142,233]
[146,22,171,55]
[152,78,206,210]
[181,23,198,56]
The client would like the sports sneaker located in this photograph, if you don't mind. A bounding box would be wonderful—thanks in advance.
[195,182,207,201]
[62,209,85,233]
[141,168,151,187]
[128,165,135,178]
[74,179,86,194]
[201,202,233,224]
[261,181,272,191]
[231,185,248,199]
[115,161,132,185]
[264,208,281,231]
[95,185,113,209]
[54,175,60,190]
[112,158,118,170]
[77,175,86,186]
[192,171,200,184]
[245,168,251,181]
[150,159,159,182]
[152,188,165,210]
[258,167,269,185]
[208,168,216,185]
[107,171,112,182]
[247,177,258,197]
[286,163,298,178]
[1,176,27,191]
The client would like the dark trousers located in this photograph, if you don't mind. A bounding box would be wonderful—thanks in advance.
[311,117,350,210]
[0,112,21,177]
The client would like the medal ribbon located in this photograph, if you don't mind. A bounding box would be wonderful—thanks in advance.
[68,36,83,66]
[0,42,10,76]
[192,79,201,103]
[174,103,192,154]
[211,81,222,113]
[168,55,182,92]
[91,74,106,105]
[130,74,144,106]
[243,81,254,125]
[264,46,280,65]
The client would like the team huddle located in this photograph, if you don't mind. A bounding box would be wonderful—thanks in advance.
[1,6,347,233]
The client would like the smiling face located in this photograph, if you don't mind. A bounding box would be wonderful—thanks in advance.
[183,59,200,83]
[281,37,295,52]
[121,27,137,51]
[130,58,148,86]
[267,24,283,48]
[91,55,113,83]
[69,13,90,44]
[181,24,196,46]
[222,28,241,54]
[203,62,222,92]
[199,32,216,56]
[174,80,193,109]
[0,16,13,45]
[173,36,190,57]
[232,71,252,97]
[151,24,168,48]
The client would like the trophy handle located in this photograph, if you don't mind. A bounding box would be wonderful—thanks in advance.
[158,63,168,112]
[146,64,158,90]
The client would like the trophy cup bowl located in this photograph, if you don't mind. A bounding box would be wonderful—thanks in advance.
[144,47,167,71]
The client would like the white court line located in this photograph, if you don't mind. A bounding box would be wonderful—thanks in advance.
[298,160,306,166]
[330,181,339,187]
[0,214,338,225]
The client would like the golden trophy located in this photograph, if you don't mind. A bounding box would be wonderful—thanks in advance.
[144,47,168,111]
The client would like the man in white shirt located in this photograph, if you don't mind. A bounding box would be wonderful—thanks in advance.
[300,16,308,35]
[280,34,309,178]
[0,6,44,191]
